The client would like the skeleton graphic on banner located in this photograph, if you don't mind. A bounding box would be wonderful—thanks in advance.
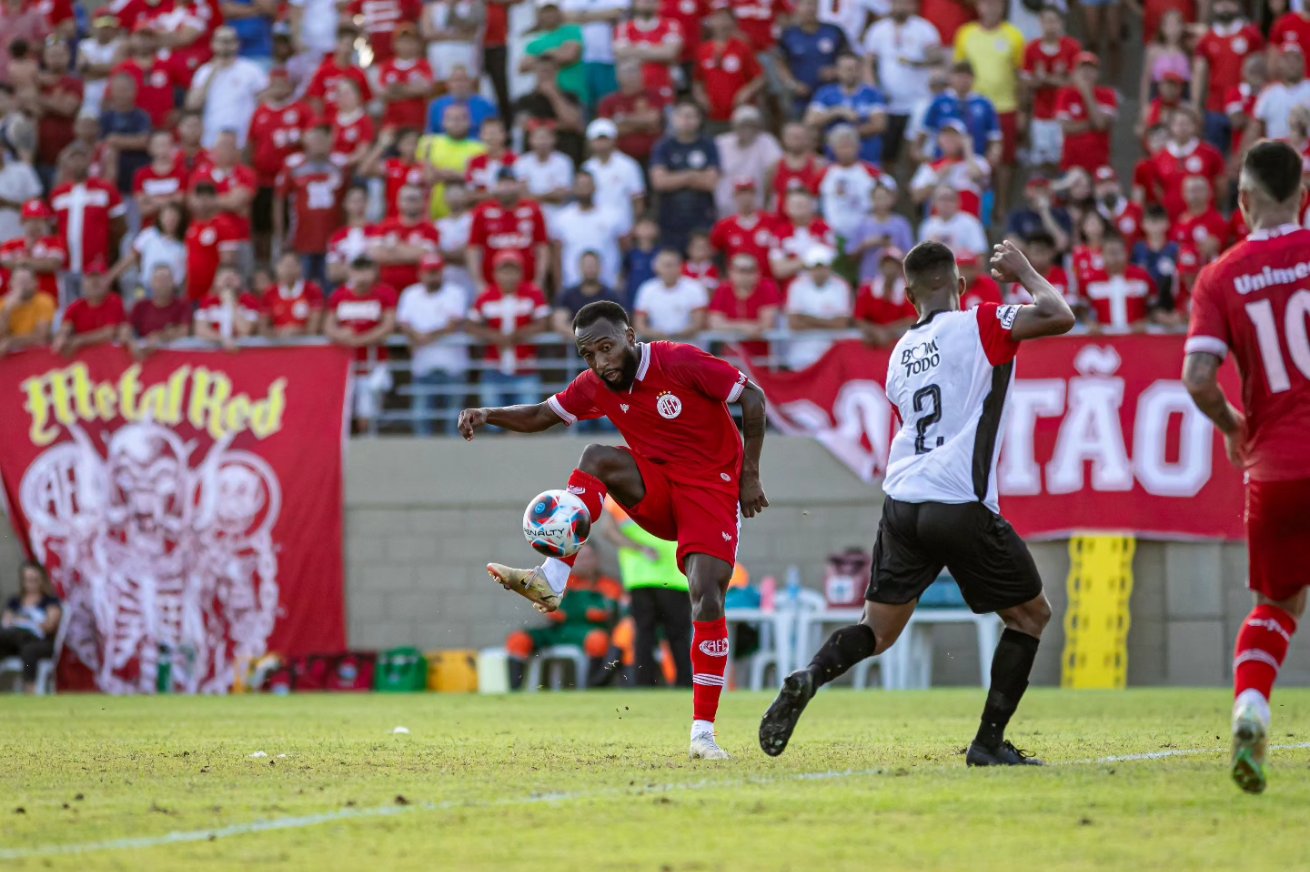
[17,420,282,694]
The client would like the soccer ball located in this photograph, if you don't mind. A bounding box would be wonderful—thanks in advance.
[522,490,592,558]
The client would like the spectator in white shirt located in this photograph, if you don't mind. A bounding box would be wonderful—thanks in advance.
[0,143,40,243]
[514,121,576,223]
[580,117,645,235]
[713,105,783,218]
[550,169,625,288]
[185,26,271,148]
[398,254,470,436]
[919,186,989,256]
[1254,47,1310,141]
[633,248,709,339]
[861,0,944,163]
[784,244,852,370]
[436,180,476,299]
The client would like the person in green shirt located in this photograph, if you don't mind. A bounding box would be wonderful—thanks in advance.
[521,1,589,109]
[600,497,692,687]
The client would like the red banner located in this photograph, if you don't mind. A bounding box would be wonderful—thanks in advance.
[0,345,352,693]
[747,336,1246,540]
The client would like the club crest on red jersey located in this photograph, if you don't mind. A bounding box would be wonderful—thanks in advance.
[656,391,682,420]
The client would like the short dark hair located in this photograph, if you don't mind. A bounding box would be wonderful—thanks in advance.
[193,182,217,196]
[952,60,974,76]
[1025,231,1056,250]
[1144,204,1169,222]
[1102,229,1126,248]
[1243,140,1304,204]
[903,241,957,283]
[573,300,630,332]
[655,246,684,260]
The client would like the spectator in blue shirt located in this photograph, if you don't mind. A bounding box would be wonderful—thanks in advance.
[649,100,721,254]
[1131,205,1181,309]
[623,215,660,299]
[99,73,152,194]
[804,53,888,164]
[777,0,849,117]
[223,0,277,65]
[916,61,1002,166]
[428,65,499,138]
[1005,176,1072,252]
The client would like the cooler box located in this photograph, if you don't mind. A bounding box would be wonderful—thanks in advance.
[427,650,478,693]
[376,647,429,692]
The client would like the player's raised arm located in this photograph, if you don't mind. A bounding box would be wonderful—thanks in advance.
[457,403,563,441]
[733,379,770,518]
[988,241,1077,341]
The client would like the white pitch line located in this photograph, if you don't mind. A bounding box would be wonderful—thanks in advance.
[5,743,1310,860]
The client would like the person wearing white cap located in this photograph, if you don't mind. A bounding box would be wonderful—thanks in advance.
[783,243,853,370]
[581,117,645,236]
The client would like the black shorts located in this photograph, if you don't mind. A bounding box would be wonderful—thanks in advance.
[866,497,1043,614]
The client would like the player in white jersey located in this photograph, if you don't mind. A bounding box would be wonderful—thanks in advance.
[760,240,1076,766]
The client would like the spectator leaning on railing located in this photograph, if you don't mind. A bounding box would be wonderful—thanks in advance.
[194,263,263,349]
[398,253,470,437]
[466,249,551,410]
[326,256,400,431]
[129,264,192,357]
[0,264,54,356]
[52,266,129,357]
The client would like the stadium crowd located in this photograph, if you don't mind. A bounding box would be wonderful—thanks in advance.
[1,0,1310,432]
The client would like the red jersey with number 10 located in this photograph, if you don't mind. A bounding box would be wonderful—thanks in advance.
[1186,224,1310,481]
[548,341,747,489]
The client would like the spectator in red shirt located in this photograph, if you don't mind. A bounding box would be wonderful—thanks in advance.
[694,4,766,126]
[275,123,349,289]
[1019,231,1072,303]
[307,25,373,120]
[173,111,212,176]
[1170,174,1228,262]
[597,59,670,164]
[1227,54,1268,162]
[129,264,192,355]
[765,121,824,213]
[1094,166,1145,247]
[0,200,66,301]
[185,182,245,302]
[262,250,325,337]
[481,0,520,118]
[362,127,429,217]
[112,26,176,129]
[133,130,187,226]
[466,249,552,411]
[613,0,683,101]
[1056,52,1118,173]
[194,264,262,348]
[468,168,551,289]
[1149,105,1228,221]
[368,184,442,293]
[1022,7,1081,175]
[853,247,916,347]
[1271,8,1310,77]
[327,184,372,287]
[50,143,127,295]
[347,0,422,65]
[1191,0,1262,154]
[1081,231,1159,332]
[957,252,1005,309]
[707,251,783,363]
[189,131,256,243]
[248,69,310,224]
[326,255,399,428]
[710,179,779,277]
[52,269,129,356]
[330,78,376,169]
[28,39,81,183]
[464,117,518,200]
[379,24,436,132]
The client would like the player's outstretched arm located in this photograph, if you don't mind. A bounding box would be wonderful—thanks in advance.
[457,403,562,441]
[735,380,770,518]
[988,241,1077,341]
[1182,352,1246,468]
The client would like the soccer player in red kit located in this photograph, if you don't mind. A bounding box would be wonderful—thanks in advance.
[1183,140,1310,794]
[458,301,769,760]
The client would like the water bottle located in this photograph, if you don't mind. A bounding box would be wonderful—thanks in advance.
[785,565,803,609]
[156,645,172,694]
[760,576,777,613]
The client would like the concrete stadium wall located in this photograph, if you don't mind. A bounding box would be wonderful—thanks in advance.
[343,436,1310,688]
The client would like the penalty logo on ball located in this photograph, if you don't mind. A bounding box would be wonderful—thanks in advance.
[522,489,591,558]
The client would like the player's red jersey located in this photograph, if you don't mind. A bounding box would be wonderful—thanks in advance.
[1186,224,1310,480]
[1149,140,1226,220]
[1271,12,1310,75]
[709,213,778,276]
[111,57,176,128]
[328,282,399,360]
[248,100,311,187]
[465,151,518,193]
[378,58,435,130]
[307,57,373,116]
[549,340,747,486]
[733,0,790,52]
[469,283,551,371]
[263,281,325,330]
[854,276,917,324]
[1195,24,1263,112]
[369,217,441,290]
[64,294,127,334]
[278,153,349,254]
[961,274,1004,310]
[1055,86,1118,172]
[332,109,375,158]
[771,155,823,213]
[0,236,67,300]
[613,17,683,99]
[1081,265,1157,328]
[696,38,763,122]
[185,213,246,301]
[1171,208,1230,253]
[383,158,427,216]
[1022,36,1082,120]
[194,292,263,333]
[188,163,257,237]
[1104,201,1145,246]
[469,199,549,284]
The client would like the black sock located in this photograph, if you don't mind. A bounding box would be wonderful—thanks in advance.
[806,623,877,688]
[975,628,1040,749]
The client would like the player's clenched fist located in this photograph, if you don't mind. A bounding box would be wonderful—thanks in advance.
[457,408,488,441]
[989,240,1034,284]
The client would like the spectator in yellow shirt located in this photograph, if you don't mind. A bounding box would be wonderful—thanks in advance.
[416,103,487,219]
[954,0,1025,220]
[0,265,54,354]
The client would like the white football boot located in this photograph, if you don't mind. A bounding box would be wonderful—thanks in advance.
[486,563,560,613]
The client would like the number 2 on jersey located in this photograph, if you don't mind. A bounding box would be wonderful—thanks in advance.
[913,384,944,454]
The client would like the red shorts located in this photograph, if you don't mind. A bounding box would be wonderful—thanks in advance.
[1246,477,1310,602]
[998,111,1019,165]
[620,448,741,574]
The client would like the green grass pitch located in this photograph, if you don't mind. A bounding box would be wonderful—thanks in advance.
[2,689,1307,870]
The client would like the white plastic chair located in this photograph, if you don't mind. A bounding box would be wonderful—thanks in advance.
[0,606,68,695]
[524,644,590,692]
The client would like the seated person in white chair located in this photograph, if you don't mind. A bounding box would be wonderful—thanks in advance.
[0,562,62,693]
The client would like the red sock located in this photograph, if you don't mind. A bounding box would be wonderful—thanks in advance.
[1234,605,1297,701]
[558,469,606,568]
[691,617,729,723]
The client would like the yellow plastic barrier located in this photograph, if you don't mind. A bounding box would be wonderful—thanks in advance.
[428,650,479,693]
[1061,535,1135,689]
